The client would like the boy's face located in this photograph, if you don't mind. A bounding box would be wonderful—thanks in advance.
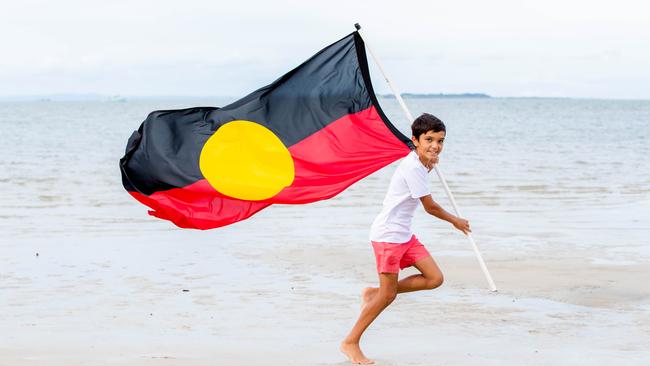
[411,130,445,162]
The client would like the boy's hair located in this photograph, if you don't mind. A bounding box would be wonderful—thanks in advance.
[411,113,446,139]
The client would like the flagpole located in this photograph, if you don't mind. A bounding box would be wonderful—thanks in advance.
[355,24,497,292]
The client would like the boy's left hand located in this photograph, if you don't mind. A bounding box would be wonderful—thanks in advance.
[452,217,471,235]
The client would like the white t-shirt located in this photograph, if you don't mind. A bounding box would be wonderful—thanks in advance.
[369,150,431,243]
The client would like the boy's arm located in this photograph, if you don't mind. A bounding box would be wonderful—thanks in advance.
[419,195,471,235]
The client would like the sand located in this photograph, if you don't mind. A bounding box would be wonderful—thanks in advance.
[2,228,649,366]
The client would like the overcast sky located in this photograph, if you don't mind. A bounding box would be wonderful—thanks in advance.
[2,0,649,99]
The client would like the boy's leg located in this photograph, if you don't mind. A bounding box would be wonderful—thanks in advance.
[340,272,398,365]
[362,256,443,300]
[396,255,444,293]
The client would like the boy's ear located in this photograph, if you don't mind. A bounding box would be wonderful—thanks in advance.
[411,135,418,146]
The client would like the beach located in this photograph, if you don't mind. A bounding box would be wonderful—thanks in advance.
[1,97,649,365]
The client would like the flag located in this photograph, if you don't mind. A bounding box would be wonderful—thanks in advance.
[120,31,413,229]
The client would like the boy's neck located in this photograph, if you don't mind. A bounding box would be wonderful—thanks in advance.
[414,151,433,172]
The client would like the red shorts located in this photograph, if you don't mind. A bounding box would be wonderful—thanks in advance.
[371,235,431,274]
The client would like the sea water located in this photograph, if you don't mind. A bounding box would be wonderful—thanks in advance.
[1,97,649,262]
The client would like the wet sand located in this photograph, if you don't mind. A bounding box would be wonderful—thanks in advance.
[2,226,649,365]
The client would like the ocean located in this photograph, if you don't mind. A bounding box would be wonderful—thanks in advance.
[1,97,648,260]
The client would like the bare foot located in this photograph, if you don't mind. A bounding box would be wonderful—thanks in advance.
[340,341,374,365]
[360,287,378,310]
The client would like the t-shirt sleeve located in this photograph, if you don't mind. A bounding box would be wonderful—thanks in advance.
[404,166,430,199]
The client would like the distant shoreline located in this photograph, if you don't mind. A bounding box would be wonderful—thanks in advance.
[379,93,491,99]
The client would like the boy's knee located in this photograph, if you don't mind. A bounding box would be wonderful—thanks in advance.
[379,290,397,304]
[425,273,444,290]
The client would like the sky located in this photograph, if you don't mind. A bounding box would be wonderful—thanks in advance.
[2,0,649,99]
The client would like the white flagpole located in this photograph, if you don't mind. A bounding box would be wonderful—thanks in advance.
[355,24,497,292]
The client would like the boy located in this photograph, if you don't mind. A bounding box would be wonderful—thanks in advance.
[340,113,471,365]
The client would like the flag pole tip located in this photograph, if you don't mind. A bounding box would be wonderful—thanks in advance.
[354,23,361,30]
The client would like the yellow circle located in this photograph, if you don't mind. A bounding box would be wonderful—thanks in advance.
[199,120,295,201]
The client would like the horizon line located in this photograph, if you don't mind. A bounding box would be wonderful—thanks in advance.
[0,93,649,102]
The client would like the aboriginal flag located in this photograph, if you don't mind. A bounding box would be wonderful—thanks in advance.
[120,31,413,229]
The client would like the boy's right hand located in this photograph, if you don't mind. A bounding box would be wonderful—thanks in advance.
[452,217,471,235]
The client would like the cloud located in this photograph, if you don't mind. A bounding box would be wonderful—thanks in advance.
[1,0,649,99]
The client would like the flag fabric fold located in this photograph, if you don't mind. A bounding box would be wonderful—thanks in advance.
[120,31,413,229]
